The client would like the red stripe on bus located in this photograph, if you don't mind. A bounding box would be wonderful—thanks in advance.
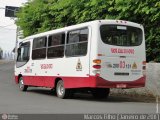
[14,75,145,89]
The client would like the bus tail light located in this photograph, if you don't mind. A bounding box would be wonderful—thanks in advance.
[93,65,101,69]
[142,61,146,76]
[93,59,101,69]
[142,61,146,65]
[93,59,101,64]
[92,59,101,75]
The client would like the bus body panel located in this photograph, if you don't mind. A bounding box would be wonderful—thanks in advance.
[15,20,146,89]
[15,75,145,89]
[15,25,92,88]
[89,20,146,88]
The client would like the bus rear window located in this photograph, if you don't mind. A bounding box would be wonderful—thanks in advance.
[100,25,143,46]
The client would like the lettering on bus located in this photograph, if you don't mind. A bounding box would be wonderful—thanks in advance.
[111,48,134,54]
[41,64,53,69]
[131,69,141,75]
[108,62,131,69]
[24,66,32,73]
[120,61,125,68]
[113,63,119,68]
[119,61,131,69]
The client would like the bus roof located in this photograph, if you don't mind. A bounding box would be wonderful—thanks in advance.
[23,19,142,41]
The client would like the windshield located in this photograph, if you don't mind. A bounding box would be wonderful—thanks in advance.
[100,25,143,46]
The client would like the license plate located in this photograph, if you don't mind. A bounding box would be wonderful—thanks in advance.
[116,84,127,88]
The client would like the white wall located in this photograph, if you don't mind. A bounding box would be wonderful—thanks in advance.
[147,63,160,96]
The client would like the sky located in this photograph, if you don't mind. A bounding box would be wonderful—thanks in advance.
[0,0,27,52]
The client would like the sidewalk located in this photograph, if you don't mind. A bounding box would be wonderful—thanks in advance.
[0,59,14,64]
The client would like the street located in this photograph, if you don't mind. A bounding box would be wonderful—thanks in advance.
[0,61,158,114]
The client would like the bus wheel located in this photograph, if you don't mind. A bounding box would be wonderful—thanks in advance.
[56,80,71,99]
[19,77,28,91]
[92,88,110,99]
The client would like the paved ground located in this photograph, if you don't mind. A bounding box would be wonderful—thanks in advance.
[0,62,158,114]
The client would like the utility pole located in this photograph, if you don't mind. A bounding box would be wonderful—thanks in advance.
[14,26,18,61]
[2,6,20,61]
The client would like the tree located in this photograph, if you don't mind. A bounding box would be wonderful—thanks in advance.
[16,0,160,62]
[107,0,160,62]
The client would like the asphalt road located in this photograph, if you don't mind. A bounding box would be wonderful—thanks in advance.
[0,61,158,114]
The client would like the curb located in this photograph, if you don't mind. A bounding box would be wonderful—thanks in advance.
[110,88,158,103]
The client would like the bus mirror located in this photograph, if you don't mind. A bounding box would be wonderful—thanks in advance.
[19,42,23,47]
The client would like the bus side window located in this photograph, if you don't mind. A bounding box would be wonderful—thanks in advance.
[16,42,30,67]
[65,28,89,57]
[47,33,65,58]
[32,36,47,60]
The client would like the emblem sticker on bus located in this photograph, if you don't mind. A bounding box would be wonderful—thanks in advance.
[132,62,137,69]
[76,59,82,71]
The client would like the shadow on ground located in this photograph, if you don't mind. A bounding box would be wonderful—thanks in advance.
[27,88,156,103]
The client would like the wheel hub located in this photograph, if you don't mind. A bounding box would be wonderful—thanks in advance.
[58,84,64,95]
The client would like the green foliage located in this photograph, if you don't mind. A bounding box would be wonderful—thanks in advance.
[16,0,160,62]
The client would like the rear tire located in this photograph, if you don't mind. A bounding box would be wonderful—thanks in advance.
[56,80,72,99]
[92,88,110,99]
[19,77,28,91]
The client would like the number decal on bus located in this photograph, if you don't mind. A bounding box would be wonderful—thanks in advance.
[120,61,125,69]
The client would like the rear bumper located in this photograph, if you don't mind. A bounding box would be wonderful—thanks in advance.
[95,76,146,88]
